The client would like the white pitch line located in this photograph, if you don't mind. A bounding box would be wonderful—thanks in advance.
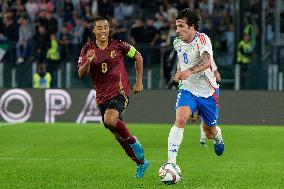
[0,157,157,162]
[0,122,20,128]
[0,157,119,161]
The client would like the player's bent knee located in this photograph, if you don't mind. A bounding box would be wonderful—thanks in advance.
[205,132,215,139]
[103,117,117,129]
[175,116,187,128]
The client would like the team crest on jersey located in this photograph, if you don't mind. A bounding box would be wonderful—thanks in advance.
[110,50,116,58]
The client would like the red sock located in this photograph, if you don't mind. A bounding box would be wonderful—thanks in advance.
[114,120,144,164]
[114,120,135,144]
[118,140,144,165]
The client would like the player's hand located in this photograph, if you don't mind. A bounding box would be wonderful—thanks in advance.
[133,81,143,95]
[174,71,182,82]
[179,70,192,80]
[86,49,96,63]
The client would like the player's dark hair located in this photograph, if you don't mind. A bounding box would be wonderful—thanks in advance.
[91,16,109,30]
[92,16,109,28]
[176,8,201,31]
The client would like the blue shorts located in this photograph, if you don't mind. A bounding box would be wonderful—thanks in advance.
[175,89,219,126]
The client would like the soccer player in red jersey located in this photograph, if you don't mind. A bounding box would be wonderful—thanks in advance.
[77,16,149,178]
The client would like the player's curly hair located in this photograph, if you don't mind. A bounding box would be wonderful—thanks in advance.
[176,8,201,31]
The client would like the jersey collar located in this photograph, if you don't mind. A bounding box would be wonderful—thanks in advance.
[189,32,198,46]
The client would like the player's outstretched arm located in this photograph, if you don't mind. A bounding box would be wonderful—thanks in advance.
[78,50,95,78]
[178,51,211,80]
[133,50,143,94]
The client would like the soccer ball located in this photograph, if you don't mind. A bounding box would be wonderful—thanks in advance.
[158,162,182,185]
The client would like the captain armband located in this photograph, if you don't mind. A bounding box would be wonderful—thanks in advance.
[127,46,136,58]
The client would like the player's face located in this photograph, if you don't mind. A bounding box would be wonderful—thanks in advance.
[93,20,109,42]
[176,19,195,43]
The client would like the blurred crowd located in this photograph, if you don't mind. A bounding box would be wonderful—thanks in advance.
[0,0,282,89]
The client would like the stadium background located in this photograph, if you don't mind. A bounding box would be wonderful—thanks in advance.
[0,0,284,91]
[0,0,284,123]
[0,1,284,189]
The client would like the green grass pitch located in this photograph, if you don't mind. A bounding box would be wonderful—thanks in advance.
[0,123,283,189]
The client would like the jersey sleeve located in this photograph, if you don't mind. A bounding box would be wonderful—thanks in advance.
[211,59,218,72]
[119,41,137,59]
[77,42,91,70]
[172,37,181,52]
[197,33,213,57]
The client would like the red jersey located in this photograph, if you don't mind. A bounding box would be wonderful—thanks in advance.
[78,40,134,104]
